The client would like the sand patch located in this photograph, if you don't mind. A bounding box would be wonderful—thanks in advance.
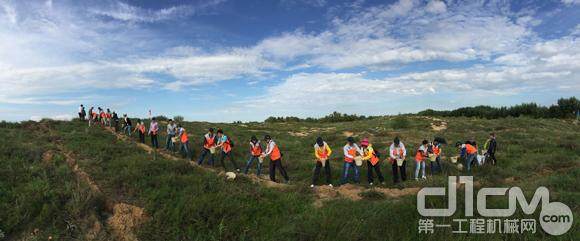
[343,131,354,137]
[107,203,147,241]
[431,121,448,131]
[313,184,420,207]
[288,131,309,137]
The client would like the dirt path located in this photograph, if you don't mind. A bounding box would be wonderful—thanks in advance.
[40,124,146,241]
[103,127,421,206]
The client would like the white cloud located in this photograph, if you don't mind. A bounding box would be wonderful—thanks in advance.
[425,0,447,14]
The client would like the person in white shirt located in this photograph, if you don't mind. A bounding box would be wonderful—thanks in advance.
[340,137,363,184]
[389,137,407,183]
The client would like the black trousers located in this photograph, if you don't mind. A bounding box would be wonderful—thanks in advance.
[312,161,331,185]
[219,151,239,171]
[392,160,407,183]
[367,161,385,183]
[488,152,497,165]
[429,157,442,174]
[270,158,289,182]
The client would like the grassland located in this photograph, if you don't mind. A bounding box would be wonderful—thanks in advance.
[1,116,578,240]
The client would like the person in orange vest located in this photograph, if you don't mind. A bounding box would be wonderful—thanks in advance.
[133,120,146,143]
[197,128,216,166]
[428,140,443,175]
[463,140,478,173]
[361,138,384,185]
[341,137,362,184]
[243,136,262,175]
[389,137,407,183]
[216,129,240,172]
[177,124,190,159]
[262,135,289,183]
[311,137,332,188]
[414,140,428,180]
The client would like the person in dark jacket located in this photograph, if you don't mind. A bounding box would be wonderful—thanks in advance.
[486,133,497,165]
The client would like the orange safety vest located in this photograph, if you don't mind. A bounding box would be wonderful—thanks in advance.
[100,112,105,118]
[415,148,426,162]
[465,144,477,154]
[180,129,188,143]
[222,137,232,153]
[138,125,146,134]
[204,134,215,149]
[316,145,329,159]
[269,142,281,161]
[250,142,262,156]
[367,148,380,166]
[433,145,441,156]
[344,146,357,163]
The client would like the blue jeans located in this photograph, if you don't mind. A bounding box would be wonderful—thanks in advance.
[165,134,175,151]
[466,154,477,173]
[197,148,214,165]
[415,161,426,178]
[180,141,190,159]
[340,162,360,184]
[125,125,132,136]
[244,155,262,175]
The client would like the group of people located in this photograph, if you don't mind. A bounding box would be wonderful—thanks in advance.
[77,105,498,187]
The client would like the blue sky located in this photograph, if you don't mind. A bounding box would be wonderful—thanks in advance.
[0,0,579,122]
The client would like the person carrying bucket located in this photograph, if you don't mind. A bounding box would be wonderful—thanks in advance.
[243,136,263,175]
[197,128,216,165]
[414,140,429,180]
[361,138,384,185]
[389,137,407,183]
[311,137,332,188]
[341,137,362,184]
[262,135,289,183]
[216,129,240,172]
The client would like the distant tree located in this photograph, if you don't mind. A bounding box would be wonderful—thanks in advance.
[173,115,185,122]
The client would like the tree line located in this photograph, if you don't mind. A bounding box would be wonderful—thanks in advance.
[264,97,579,123]
[418,97,579,119]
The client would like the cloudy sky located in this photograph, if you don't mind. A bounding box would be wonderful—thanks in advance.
[0,0,579,122]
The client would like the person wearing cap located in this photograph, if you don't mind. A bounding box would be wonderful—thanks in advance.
[311,137,333,188]
[341,137,362,184]
[216,129,240,172]
[262,135,289,183]
[197,128,216,166]
[148,117,159,149]
[389,137,407,183]
[243,136,263,175]
[414,140,429,180]
[165,119,177,152]
[361,138,384,185]
[177,124,190,159]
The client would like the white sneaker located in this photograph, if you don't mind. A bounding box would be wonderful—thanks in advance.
[422,176,427,179]
[328,184,333,187]
[310,184,315,188]
[415,178,419,181]
[369,182,374,186]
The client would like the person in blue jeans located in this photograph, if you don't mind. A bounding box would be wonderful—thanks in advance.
[165,119,177,152]
[243,136,263,175]
[197,128,216,165]
[340,137,362,184]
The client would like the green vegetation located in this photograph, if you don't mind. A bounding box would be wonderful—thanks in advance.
[1,116,579,240]
[419,97,580,119]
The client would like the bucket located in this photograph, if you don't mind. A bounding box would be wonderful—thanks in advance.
[320,158,327,167]
[429,154,437,162]
[354,156,363,166]
[171,137,179,143]
[209,147,216,154]
[450,156,458,163]
[396,158,404,167]
[258,156,264,163]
